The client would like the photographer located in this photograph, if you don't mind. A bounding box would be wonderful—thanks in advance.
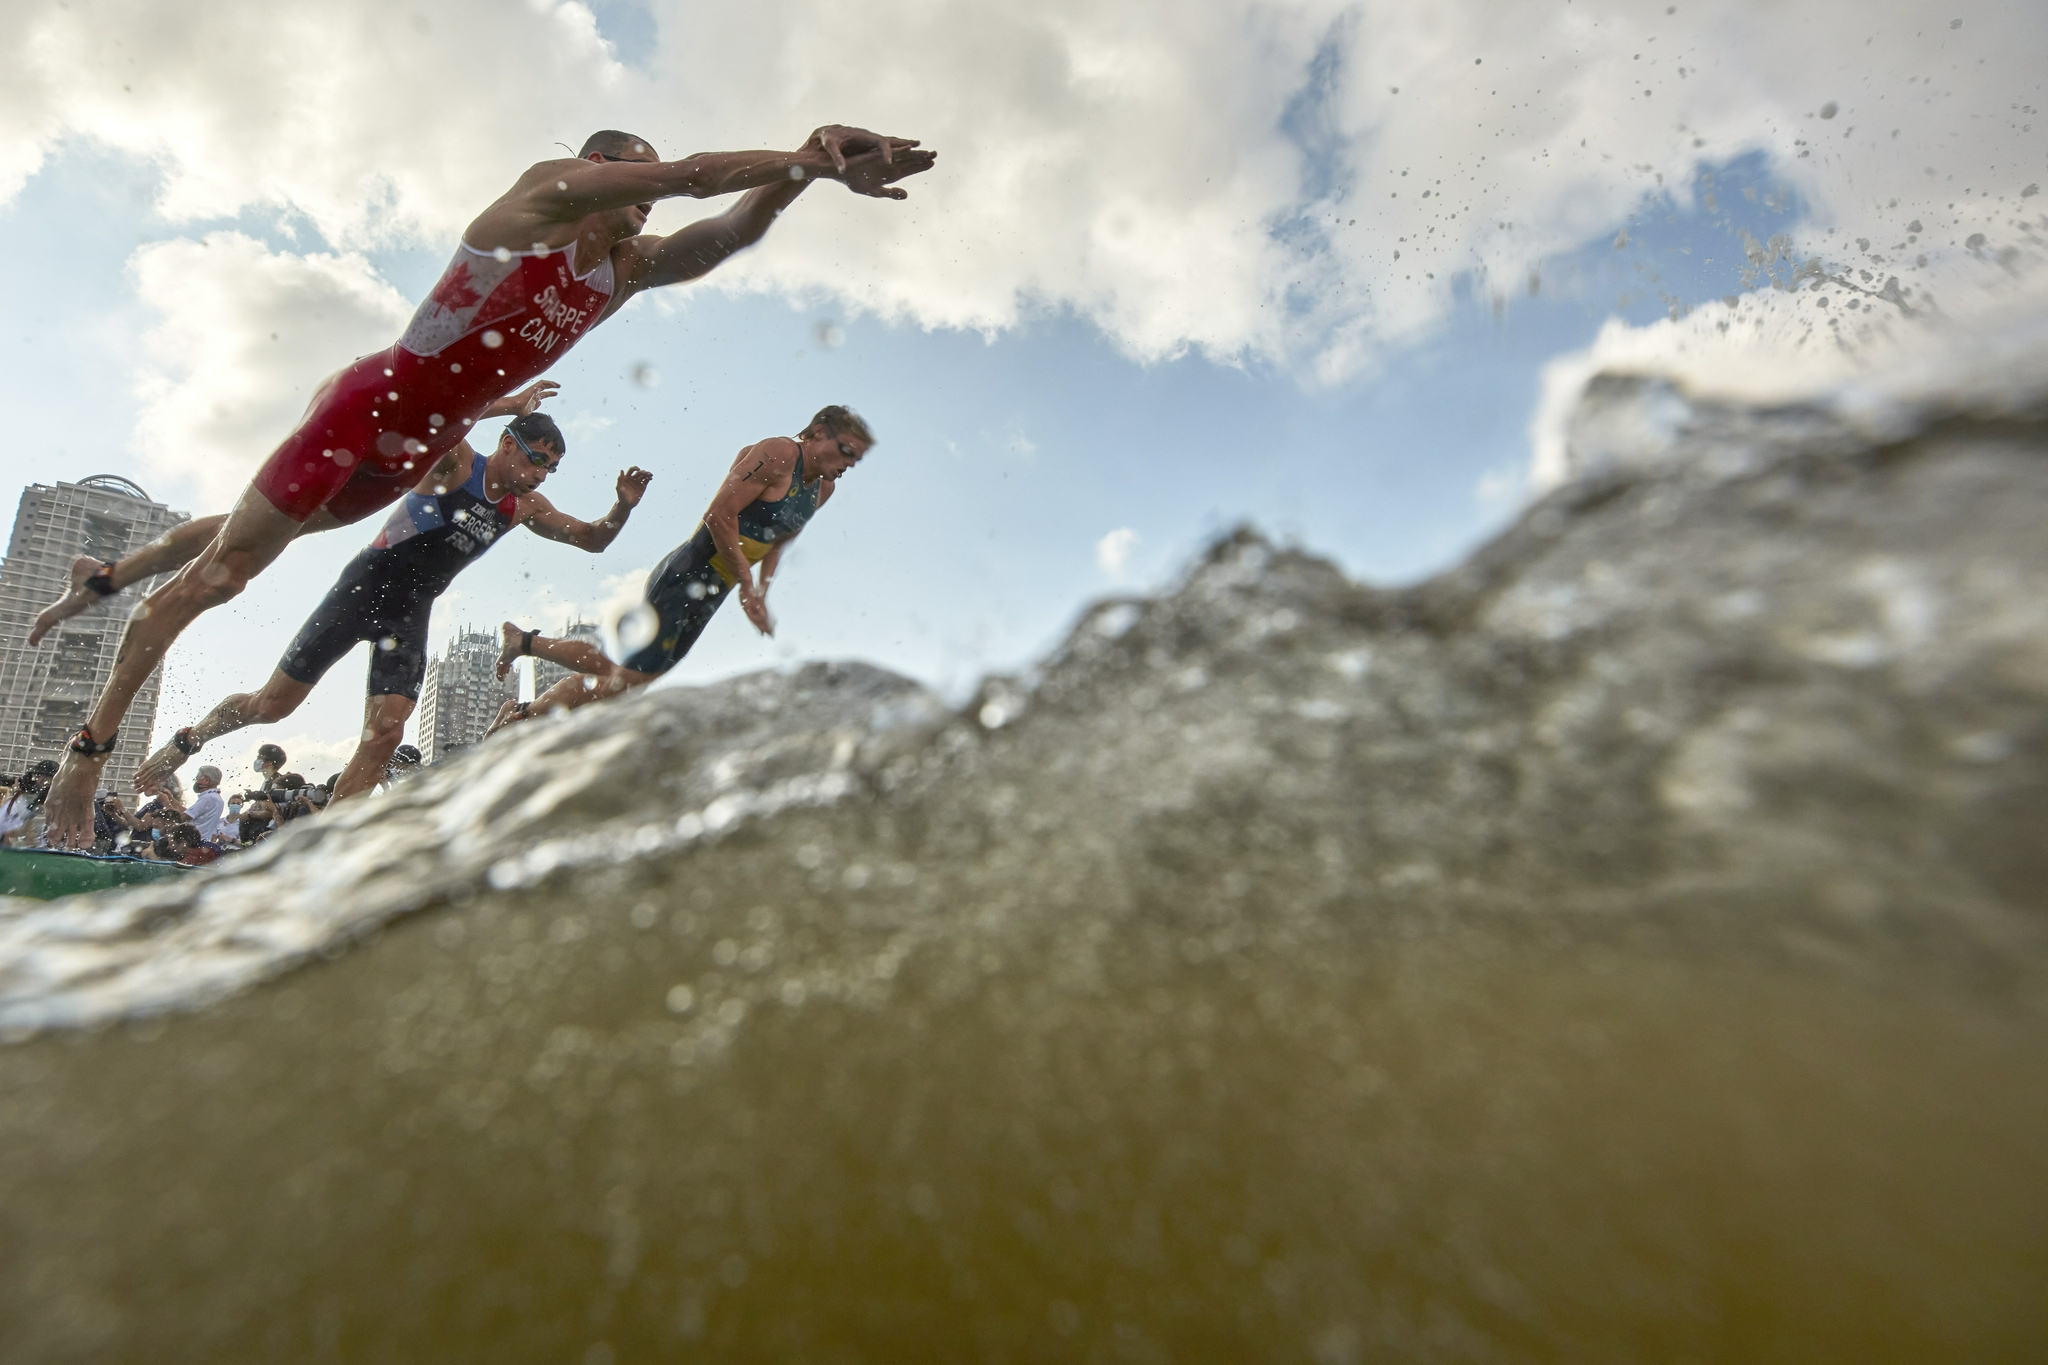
[236,792,276,846]
[254,744,288,799]
[0,760,57,847]
[272,773,313,823]
[386,745,423,787]
[94,792,137,854]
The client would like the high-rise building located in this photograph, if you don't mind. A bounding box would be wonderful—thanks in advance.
[416,627,517,765]
[0,476,189,795]
[530,618,603,699]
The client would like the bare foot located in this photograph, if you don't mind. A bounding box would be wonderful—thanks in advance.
[134,731,196,794]
[495,621,529,680]
[41,750,107,850]
[484,698,529,739]
[29,556,110,646]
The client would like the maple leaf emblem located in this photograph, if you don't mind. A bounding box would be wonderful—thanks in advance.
[435,262,485,313]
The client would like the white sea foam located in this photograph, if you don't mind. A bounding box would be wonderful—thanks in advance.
[1530,251,2048,491]
[0,663,945,1036]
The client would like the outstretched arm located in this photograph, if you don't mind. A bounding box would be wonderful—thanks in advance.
[618,183,809,296]
[614,144,936,302]
[473,127,930,247]
[520,467,653,551]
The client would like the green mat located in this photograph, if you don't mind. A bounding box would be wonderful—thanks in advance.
[0,847,196,900]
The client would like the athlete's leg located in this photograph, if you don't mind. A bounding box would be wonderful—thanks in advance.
[331,693,415,803]
[29,505,350,646]
[527,664,653,717]
[134,669,315,792]
[43,486,307,847]
[485,624,651,737]
[29,516,222,646]
[527,625,619,677]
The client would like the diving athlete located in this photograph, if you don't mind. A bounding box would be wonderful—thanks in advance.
[134,412,651,803]
[487,406,870,733]
[36,123,934,848]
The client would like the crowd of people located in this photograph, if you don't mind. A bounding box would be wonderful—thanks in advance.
[0,742,423,862]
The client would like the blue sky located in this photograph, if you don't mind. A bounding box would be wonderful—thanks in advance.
[1,0,2037,778]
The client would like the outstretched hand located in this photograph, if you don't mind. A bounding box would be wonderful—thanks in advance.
[838,145,938,200]
[805,125,922,176]
[491,379,560,418]
[740,588,774,638]
[616,466,653,505]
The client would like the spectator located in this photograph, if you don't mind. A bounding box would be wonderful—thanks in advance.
[0,781,27,846]
[170,823,220,866]
[187,765,227,842]
[273,772,313,823]
[254,743,288,797]
[97,793,138,853]
[133,773,187,839]
[92,791,114,852]
[1,760,57,847]
[217,792,245,848]
[237,791,277,846]
[386,745,423,787]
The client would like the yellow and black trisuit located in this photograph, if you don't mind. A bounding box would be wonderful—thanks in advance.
[619,447,825,675]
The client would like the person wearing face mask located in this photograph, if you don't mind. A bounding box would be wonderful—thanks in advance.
[489,405,872,733]
[135,412,648,805]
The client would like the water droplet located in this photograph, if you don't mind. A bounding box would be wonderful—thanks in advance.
[556,180,568,191]
[665,984,694,1013]
[813,320,845,349]
[614,602,659,653]
[628,361,658,388]
[377,637,397,651]
[482,331,504,349]
[493,246,511,263]
[1819,101,1838,119]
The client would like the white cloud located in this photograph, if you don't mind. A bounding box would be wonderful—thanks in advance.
[1096,526,1138,576]
[128,232,413,507]
[5,0,2043,399]
[559,411,617,447]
